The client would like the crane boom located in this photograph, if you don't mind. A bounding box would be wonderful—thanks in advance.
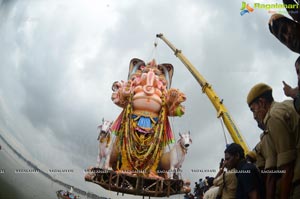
[156,33,249,153]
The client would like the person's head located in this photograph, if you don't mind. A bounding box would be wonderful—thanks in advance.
[295,56,300,88]
[247,83,273,130]
[224,143,245,170]
[206,177,214,187]
[269,14,300,53]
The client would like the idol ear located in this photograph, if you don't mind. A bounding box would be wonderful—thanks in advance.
[179,132,182,137]
[128,58,145,80]
[158,63,174,88]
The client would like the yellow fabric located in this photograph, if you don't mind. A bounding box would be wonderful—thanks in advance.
[247,83,272,105]
[132,110,159,118]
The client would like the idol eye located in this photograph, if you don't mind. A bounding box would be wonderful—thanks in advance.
[142,68,149,73]
[154,70,161,76]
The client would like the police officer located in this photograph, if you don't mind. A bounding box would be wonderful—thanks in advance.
[253,139,265,171]
[224,143,264,199]
[247,83,300,199]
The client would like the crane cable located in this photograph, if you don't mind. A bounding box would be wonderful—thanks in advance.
[147,37,160,64]
[219,118,228,147]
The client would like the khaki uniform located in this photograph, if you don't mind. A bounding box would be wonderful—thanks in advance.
[260,131,277,169]
[213,168,237,199]
[254,138,265,169]
[263,100,300,198]
[203,186,219,199]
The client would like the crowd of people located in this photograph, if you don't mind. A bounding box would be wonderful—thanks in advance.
[186,145,263,199]
[186,78,300,199]
[186,1,300,198]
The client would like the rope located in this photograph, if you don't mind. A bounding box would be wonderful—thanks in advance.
[147,37,160,64]
[219,118,228,146]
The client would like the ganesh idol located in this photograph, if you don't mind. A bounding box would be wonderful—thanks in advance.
[109,58,186,178]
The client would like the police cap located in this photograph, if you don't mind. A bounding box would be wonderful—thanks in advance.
[247,83,272,106]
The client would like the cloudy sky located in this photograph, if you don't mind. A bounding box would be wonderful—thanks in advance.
[0,0,299,198]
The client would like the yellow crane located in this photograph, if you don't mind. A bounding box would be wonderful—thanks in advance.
[156,33,249,153]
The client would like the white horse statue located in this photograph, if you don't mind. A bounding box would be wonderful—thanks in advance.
[160,131,192,179]
[97,118,114,169]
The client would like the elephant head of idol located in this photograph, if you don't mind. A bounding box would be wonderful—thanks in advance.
[127,58,174,113]
[128,58,174,93]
